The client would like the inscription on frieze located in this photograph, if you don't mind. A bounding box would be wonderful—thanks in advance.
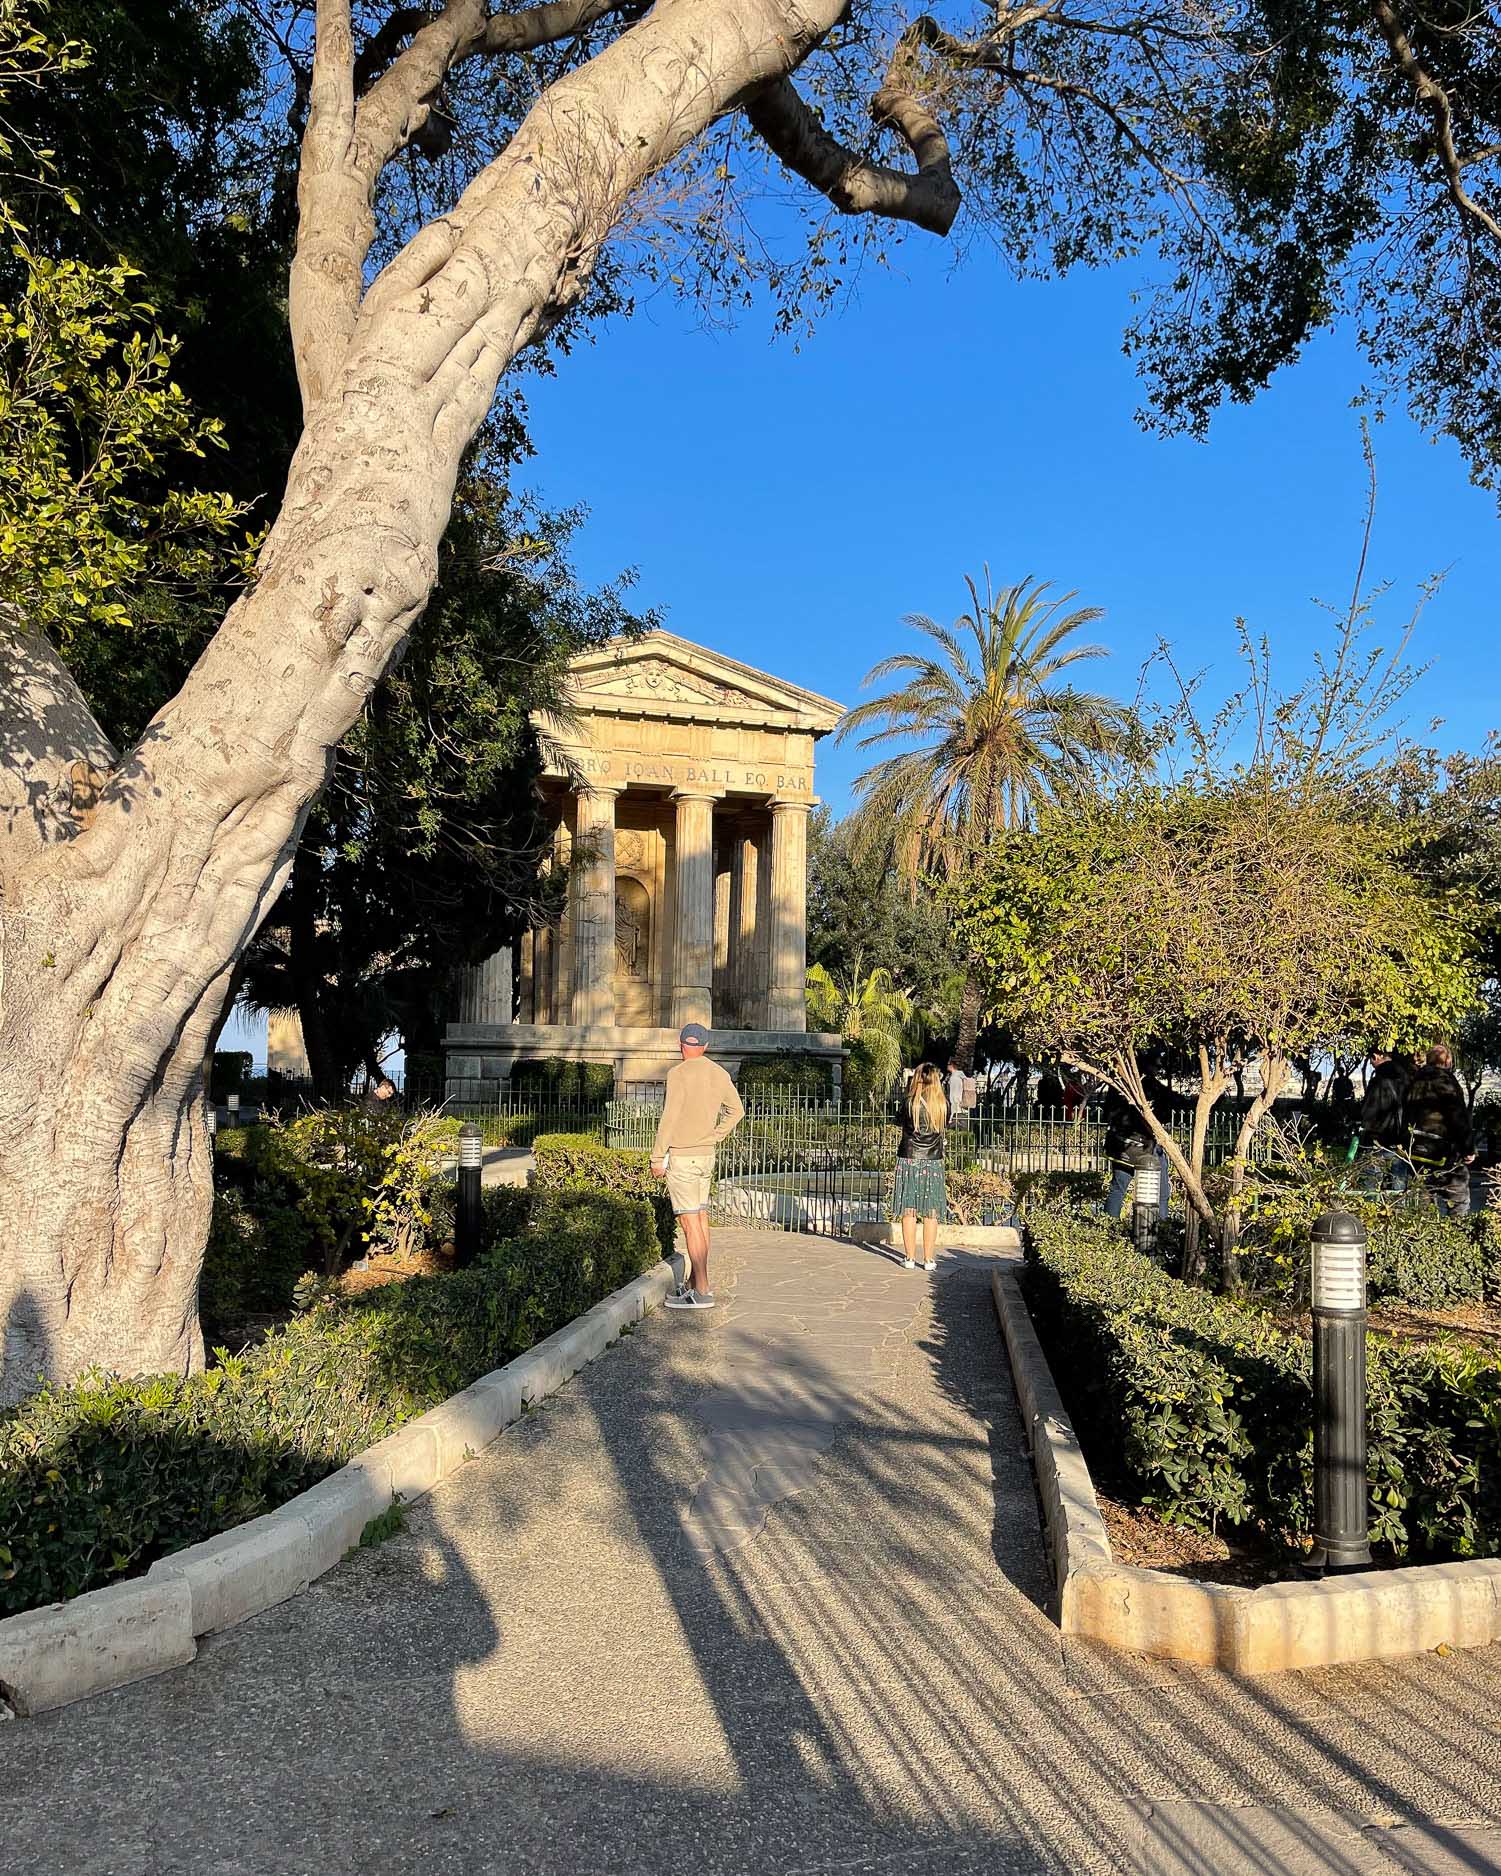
[571,751,808,792]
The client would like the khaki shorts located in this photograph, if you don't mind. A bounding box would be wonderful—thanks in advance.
[664,1151,715,1215]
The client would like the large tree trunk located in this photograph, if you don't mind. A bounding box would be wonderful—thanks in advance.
[0,0,850,1404]
[955,966,983,1074]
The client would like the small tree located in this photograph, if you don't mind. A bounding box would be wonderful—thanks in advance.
[806,957,914,1104]
[955,537,1482,1285]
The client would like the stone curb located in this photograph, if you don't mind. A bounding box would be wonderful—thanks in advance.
[0,1252,684,1718]
[849,1222,1021,1254]
[991,1265,1501,1675]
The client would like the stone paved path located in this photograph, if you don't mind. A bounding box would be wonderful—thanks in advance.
[5,1231,1501,1876]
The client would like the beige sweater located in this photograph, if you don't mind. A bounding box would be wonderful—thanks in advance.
[650,1056,745,1158]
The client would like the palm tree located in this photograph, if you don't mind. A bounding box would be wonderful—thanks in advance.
[806,957,914,1104]
[840,571,1131,1070]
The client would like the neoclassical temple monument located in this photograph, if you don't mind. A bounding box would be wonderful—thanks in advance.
[443,630,846,1094]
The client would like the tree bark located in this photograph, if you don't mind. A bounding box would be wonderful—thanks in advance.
[0,0,859,1404]
[1220,1054,1288,1292]
[955,966,982,1073]
[1181,1041,1231,1281]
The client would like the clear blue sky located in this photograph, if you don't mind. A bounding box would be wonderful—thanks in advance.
[521,239,1499,816]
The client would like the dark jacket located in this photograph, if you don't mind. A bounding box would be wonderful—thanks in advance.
[1405,1065,1471,1164]
[897,1104,945,1162]
[1102,1086,1160,1163]
[1359,1058,1409,1149]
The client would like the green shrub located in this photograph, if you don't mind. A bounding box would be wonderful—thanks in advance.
[1014,1168,1107,1211]
[210,1050,252,1099]
[479,1184,535,1243]
[0,1203,664,1617]
[533,1133,676,1258]
[200,1187,314,1322]
[508,1057,615,1102]
[738,1053,832,1101]
[944,1167,1016,1225]
[1024,1209,1501,1560]
[1367,1211,1487,1311]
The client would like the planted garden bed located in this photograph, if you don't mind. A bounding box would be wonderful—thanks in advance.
[1023,1207,1501,1582]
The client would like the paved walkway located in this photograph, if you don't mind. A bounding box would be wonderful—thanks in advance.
[6,1232,1501,1876]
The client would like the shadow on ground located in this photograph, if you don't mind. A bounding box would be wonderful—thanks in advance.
[3,1235,1501,1876]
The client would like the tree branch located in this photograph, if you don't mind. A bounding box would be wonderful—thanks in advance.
[288,0,365,413]
[354,6,430,93]
[744,74,960,235]
[1370,0,1501,246]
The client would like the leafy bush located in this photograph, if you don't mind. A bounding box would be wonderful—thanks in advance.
[532,1133,677,1257]
[738,1053,832,1100]
[509,1057,615,1102]
[1024,1209,1501,1560]
[0,1198,664,1617]
[479,1184,535,1243]
[200,1187,314,1322]
[1013,1168,1108,1211]
[945,1167,1016,1225]
[210,1050,252,1099]
[1367,1211,1488,1311]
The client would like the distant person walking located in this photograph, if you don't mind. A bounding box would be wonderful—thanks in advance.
[895,1062,949,1272]
[946,1057,966,1126]
[1357,1050,1411,1191]
[651,1024,745,1311]
[1405,1044,1474,1218]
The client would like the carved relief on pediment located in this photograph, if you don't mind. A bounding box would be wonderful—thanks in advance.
[576,657,751,708]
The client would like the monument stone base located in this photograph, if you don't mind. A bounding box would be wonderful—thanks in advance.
[443,1023,845,1099]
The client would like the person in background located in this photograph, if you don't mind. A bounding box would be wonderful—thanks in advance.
[945,1057,966,1123]
[1357,1049,1411,1191]
[651,1023,746,1311]
[1036,1063,1065,1111]
[895,1062,948,1272]
[1405,1043,1474,1218]
[361,1074,400,1119]
[1102,1076,1171,1223]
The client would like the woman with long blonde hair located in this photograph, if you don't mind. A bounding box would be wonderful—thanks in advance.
[894,1062,948,1270]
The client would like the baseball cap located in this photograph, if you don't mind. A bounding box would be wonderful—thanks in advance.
[679,1023,710,1047]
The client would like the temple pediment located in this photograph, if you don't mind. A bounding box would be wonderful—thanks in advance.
[562,630,843,731]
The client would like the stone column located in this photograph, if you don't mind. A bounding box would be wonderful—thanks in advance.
[572,784,621,1028]
[457,946,512,1025]
[767,798,811,1032]
[729,825,760,1029]
[517,930,535,1023]
[671,789,718,1029]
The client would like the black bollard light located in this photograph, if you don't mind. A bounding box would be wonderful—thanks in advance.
[1308,1209,1372,1575]
[455,1120,484,1266]
[1131,1145,1163,1254]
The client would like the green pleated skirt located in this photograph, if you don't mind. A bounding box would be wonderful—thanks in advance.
[892,1158,947,1221]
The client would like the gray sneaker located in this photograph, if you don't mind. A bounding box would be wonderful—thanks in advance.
[665,1289,715,1311]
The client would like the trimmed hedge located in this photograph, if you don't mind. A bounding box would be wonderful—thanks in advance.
[0,1192,663,1617]
[737,1053,832,1100]
[1024,1208,1501,1560]
[1367,1211,1490,1312]
[532,1133,677,1258]
[509,1057,615,1102]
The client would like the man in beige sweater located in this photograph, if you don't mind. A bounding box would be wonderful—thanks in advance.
[651,1023,745,1311]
